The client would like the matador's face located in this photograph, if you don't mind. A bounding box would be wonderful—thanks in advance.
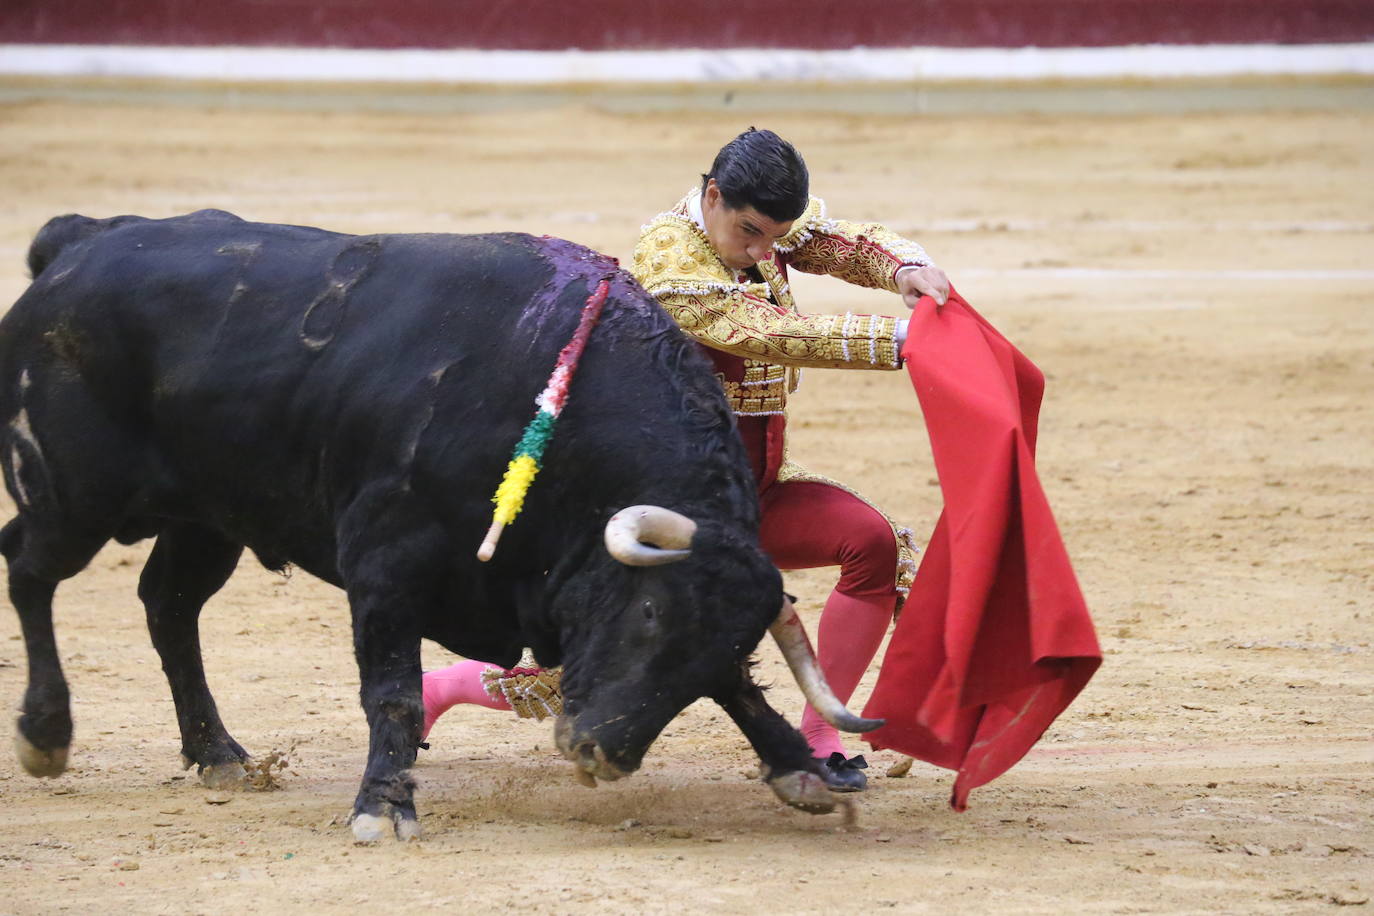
[701,179,794,272]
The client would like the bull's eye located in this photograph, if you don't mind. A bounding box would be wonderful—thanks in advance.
[641,600,654,621]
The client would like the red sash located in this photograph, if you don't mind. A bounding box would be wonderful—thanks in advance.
[699,346,787,489]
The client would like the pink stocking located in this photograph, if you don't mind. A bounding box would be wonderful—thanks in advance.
[799,590,896,759]
[421,660,511,739]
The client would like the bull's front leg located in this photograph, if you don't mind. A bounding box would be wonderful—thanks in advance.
[341,531,433,843]
[715,667,837,815]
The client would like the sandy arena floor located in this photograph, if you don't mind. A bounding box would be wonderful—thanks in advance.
[0,86,1370,914]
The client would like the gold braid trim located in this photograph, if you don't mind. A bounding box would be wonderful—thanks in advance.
[481,649,564,721]
[773,196,831,254]
[775,459,921,609]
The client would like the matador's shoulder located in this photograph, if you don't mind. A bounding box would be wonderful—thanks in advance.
[631,209,741,298]
[773,196,830,255]
[772,194,931,289]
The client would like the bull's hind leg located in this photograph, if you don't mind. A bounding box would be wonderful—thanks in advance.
[138,522,248,788]
[1,518,108,777]
[9,566,69,776]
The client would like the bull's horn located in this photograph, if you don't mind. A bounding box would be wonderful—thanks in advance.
[604,505,697,566]
[769,598,885,734]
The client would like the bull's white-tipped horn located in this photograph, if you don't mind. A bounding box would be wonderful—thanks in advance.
[770,598,885,734]
[604,505,697,566]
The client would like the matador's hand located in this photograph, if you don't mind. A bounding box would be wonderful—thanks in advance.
[897,264,950,309]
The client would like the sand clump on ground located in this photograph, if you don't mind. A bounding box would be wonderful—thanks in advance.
[0,91,1369,913]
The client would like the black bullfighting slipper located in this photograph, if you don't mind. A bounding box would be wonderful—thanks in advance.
[817,751,869,793]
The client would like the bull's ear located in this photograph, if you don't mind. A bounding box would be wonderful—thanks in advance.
[604,505,696,566]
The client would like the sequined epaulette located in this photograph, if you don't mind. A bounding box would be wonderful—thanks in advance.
[632,210,748,300]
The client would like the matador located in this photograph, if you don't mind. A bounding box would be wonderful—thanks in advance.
[628,128,949,791]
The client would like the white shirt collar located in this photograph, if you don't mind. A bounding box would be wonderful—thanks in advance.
[686,186,706,231]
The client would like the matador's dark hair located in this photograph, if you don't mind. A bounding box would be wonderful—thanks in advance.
[701,128,809,223]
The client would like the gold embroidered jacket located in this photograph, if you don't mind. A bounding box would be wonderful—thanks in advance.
[630,192,929,417]
[631,191,928,598]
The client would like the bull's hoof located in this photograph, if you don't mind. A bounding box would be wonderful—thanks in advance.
[351,810,421,844]
[766,770,837,815]
[15,729,69,777]
[200,761,248,790]
[351,813,388,844]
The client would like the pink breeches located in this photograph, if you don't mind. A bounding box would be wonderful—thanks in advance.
[758,480,899,759]
[759,480,899,596]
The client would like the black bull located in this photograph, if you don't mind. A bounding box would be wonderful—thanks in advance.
[0,210,874,840]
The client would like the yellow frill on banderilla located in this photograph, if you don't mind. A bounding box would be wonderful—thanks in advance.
[491,454,540,527]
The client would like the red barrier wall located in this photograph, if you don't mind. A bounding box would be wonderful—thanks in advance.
[3,0,1372,49]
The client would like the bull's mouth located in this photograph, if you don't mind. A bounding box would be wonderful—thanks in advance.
[554,715,635,785]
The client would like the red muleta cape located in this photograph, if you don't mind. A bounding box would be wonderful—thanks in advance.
[862,289,1102,810]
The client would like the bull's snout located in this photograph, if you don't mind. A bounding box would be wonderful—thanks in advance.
[554,715,634,785]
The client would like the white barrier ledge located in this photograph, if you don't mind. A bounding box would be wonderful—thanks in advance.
[2,43,1373,83]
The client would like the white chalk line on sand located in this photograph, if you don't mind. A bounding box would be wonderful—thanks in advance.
[1,42,1372,83]
[960,268,1374,281]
